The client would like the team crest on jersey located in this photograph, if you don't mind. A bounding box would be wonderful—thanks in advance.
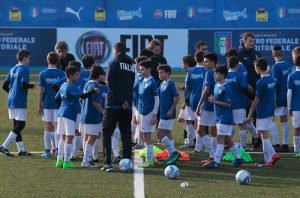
[295,80,300,86]
[267,82,275,89]
[214,32,232,56]
[218,89,223,95]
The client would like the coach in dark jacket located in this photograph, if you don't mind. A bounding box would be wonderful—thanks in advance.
[101,42,135,171]
[238,32,261,100]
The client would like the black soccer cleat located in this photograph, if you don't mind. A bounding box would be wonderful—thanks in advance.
[252,137,262,148]
[112,156,122,164]
[0,146,14,157]
[273,144,281,152]
[18,151,32,156]
[280,144,290,153]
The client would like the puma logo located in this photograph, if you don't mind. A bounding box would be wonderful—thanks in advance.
[65,7,83,21]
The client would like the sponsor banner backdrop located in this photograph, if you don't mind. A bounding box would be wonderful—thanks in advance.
[1,0,300,28]
[188,29,300,66]
[0,28,57,66]
[0,0,106,27]
[57,28,188,68]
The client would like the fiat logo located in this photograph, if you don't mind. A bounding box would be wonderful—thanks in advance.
[77,31,111,63]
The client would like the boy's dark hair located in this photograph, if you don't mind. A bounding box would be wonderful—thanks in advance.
[294,54,300,66]
[47,52,59,65]
[65,66,79,78]
[148,39,162,50]
[68,60,81,68]
[194,50,205,63]
[134,56,148,65]
[215,65,228,78]
[225,48,238,58]
[292,46,300,55]
[139,59,153,69]
[195,41,207,50]
[203,52,218,65]
[272,45,283,57]
[242,32,255,41]
[113,42,126,54]
[82,55,95,69]
[182,55,197,67]
[90,65,105,79]
[227,56,239,69]
[254,58,268,71]
[140,48,154,58]
[157,64,172,74]
[55,41,69,51]
[17,49,30,62]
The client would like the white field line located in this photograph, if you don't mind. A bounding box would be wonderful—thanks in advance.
[133,150,145,198]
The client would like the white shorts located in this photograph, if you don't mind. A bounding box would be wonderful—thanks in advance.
[76,114,80,130]
[138,112,155,133]
[274,107,288,116]
[57,117,76,136]
[8,108,27,121]
[42,109,58,122]
[158,119,175,130]
[292,111,300,128]
[216,124,233,136]
[81,123,102,136]
[178,106,195,121]
[233,109,246,124]
[256,117,273,131]
[198,110,216,126]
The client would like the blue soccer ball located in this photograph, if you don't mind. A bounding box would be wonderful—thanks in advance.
[119,159,132,172]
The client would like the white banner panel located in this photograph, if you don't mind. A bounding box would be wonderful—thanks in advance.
[57,28,188,68]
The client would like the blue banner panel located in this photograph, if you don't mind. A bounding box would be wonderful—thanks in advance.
[0,28,57,66]
[0,0,300,28]
[0,0,106,28]
[188,29,300,66]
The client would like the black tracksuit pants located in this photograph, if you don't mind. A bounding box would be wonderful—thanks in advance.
[102,108,132,165]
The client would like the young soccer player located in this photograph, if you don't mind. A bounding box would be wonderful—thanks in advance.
[157,64,181,165]
[54,41,75,71]
[269,45,290,152]
[138,59,159,168]
[178,55,197,149]
[196,53,218,165]
[226,56,249,148]
[291,46,300,72]
[288,54,300,157]
[80,65,104,168]
[225,49,260,148]
[81,55,95,81]
[247,58,280,167]
[132,56,148,149]
[0,50,35,157]
[205,66,243,169]
[38,52,65,157]
[55,66,98,169]
[184,51,207,153]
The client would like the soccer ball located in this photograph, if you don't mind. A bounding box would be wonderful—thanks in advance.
[119,159,132,172]
[235,170,251,185]
[164,165,180,179]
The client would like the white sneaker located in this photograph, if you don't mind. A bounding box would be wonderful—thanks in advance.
[81,161,98,168]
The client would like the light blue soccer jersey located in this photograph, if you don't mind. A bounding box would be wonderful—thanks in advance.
[186,66,206,111]
[288,70,300,111]
[38,68,65,109]
[133,73,143,108]
[213,83,233,125]
[81,70,91,82]
[271,60,290,108]
[255,75,276,118]
[159,79,179,120]
[138,77,158,115]
[80,80,102,124]
[201,69,215,112]
[225,70,248,109]
[5,64,30,109]
[56,82,82,122]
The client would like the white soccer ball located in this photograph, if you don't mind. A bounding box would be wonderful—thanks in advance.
[235,170,251,185]
[164,165,180,179]
[119,159,132,172]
